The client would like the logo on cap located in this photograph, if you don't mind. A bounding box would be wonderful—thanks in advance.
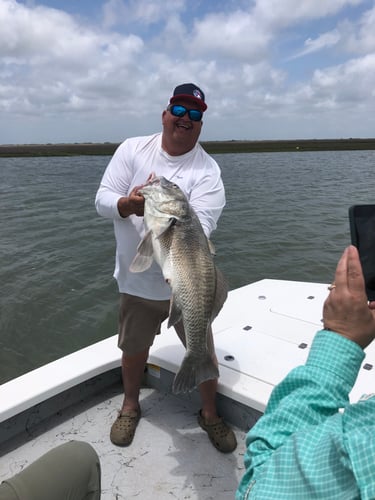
[193,89,203,100]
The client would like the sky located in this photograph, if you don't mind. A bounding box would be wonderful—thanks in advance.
[1,0,375,144]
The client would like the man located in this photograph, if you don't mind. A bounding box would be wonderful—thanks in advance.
[95,83,237,453]
[236,245,375,499]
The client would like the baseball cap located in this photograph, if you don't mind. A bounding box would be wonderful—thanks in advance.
[169,83,207,111]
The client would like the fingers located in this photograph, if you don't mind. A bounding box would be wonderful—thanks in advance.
[332,246,349,292]
[331,245,365,297]
[324,245,375,349]
[346,245,366,296]
[130,185,144,198]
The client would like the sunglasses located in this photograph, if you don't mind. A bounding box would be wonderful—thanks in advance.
[167,104,203,122]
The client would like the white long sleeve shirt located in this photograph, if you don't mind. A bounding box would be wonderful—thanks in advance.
[95,133,225,300]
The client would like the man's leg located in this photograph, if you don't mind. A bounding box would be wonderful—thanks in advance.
[198,335,220,420]
[198,375,237,453]
[198,372,219,420]
[121,349,149,413]
[110,350,148,446]
[175,322,237,453]
[0,441,101,500]
[110,294,170,446]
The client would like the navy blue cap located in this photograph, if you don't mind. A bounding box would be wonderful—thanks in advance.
[170,83,207,111]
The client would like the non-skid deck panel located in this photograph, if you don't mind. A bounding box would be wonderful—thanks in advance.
[149,279,375,410]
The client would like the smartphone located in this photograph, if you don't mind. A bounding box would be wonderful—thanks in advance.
[349,205,375,301]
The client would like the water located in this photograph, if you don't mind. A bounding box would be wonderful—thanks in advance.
[1,151,374,384]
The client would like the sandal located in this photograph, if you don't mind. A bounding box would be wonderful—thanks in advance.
[198,410,237,453]
[110,408,141,446]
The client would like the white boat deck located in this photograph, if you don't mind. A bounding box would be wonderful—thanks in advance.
[1,384,248,499]
[1,279,375,499]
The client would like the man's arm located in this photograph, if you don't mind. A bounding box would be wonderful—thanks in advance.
[95,141,144,219]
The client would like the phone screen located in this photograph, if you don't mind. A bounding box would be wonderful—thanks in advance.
[349,205,375,301]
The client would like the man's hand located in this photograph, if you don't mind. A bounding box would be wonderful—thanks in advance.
[323,245,375,349]
[117,186,145,218]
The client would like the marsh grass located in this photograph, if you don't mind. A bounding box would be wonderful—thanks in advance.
[1,138,375,157]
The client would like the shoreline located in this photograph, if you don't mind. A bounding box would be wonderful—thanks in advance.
[1,138,375,157]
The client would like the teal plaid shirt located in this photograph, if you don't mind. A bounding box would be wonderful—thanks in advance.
[236,329,375,499]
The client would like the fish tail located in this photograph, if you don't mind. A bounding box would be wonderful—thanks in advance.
[172,352,219,394]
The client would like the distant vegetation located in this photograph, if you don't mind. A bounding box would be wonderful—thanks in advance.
[1,138,375,157]
[202,138,375,154]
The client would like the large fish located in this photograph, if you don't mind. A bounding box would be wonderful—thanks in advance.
[130,175,228,393]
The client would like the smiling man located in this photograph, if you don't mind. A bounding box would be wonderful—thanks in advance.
[161,84,207,155]
[95,83,237,453]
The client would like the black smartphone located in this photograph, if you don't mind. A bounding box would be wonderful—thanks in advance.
[349,204,375,301]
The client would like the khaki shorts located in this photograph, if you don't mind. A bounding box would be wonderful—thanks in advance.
[118,293,215,358]
[0,441,100,500]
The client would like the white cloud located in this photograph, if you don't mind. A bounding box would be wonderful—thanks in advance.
[286,3,375,61]
[102,0,186,28]
[311,53,375,104]
[253,0,365,28]
[0,0,145,117]
[190,10,271,61]
[0,0,374,143]
[344,4,375,54]
[289,30,341,59]
[0,1,93,63]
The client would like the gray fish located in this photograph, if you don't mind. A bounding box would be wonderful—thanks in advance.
[130,175,228,393]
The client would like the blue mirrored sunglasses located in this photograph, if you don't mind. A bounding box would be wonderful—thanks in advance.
[167,104,203,122]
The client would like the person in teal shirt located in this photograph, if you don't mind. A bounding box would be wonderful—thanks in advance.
[237,245,375,499]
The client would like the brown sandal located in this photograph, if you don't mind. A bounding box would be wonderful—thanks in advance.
[110,408,141,446]
[198,410,237,453]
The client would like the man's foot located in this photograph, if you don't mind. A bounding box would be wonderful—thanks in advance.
[110,408,141,446]
[198,410,237,453]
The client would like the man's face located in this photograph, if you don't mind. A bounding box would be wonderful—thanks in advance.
[162,99,203,155]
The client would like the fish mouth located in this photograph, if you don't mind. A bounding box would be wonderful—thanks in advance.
[145,174,170,187]
[148,174,162,187]
[138,173,162,194]
[141,172,158,188]
[147,172,157,183]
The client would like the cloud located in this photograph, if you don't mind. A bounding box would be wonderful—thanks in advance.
[190,10,271,62]
[0,0,375,143]
[285,3,375,61]
[101,0,186,28]
[344,4,375,53]
[311,53,375,106]
[1,1,96,63]
[252,0,365,28]
[0,0,145,117]
[288,30,341,59]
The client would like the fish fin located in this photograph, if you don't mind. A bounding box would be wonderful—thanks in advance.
[155,217,177,239]
[129,231,154,272]
[167,295,182,328]
[211,266,228,321]
[172,352,219,394]
[207,239,216,256]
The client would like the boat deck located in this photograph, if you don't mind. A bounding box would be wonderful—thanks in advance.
[0,381,247,499]
[2,278,375,498]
